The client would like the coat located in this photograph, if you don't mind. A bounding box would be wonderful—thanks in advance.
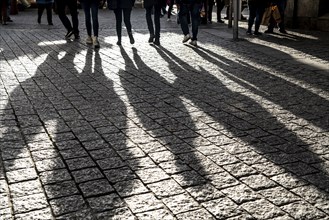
[107,0,135,9]
[143,0,166,8]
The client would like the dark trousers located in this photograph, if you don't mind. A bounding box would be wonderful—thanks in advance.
[38,3,53,24]
[145,5,161,39]
[0,0,7,23]
[247,2,265,33]
[82,0,99,37]
[268,0,286,31]
[179,3,201,41]
[167,0,174,19]
[208,0,224,22]
[114,8,132,40]
[55,0,79,34]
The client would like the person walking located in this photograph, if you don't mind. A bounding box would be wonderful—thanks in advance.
[36,0,53,25]
[0,0,7,25]
[166,0,175,21]
[176,0,204,46]
[264,0,287,34]
[80,0,100,48]
[246,0,266,35]
[55,0,80,39]
[107,0,135,45]
[144,0,166,45]
[207,0,225,23]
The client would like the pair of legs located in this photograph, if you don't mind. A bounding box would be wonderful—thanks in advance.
[208,0,225,23]
[114,8,134,45]
[0,0,7,25]
[267,0,287,33]
[179,3,201,42]
[145,4,161,44]
[247,2,265,34]
[55,0,79,38]
[37,3,53,25]
[167,0,174,19]
[82,0,99,37]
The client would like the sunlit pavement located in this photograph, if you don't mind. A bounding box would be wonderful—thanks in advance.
[1,7,329,219]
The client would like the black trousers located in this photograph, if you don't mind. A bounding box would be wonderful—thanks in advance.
[38,3,53,24]
[55,0,79,34]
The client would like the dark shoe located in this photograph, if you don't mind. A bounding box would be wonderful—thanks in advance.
[153,38,160,46]
[74,34,80,40]
[246,30,252,35]
[148,35,155,43]
[223,16,228,20]
[7,17,13,22]
[279,29,287,34]
[208,20,212,24]
[128,33,134,44]
[241,16,247,20]
[217,19,224,23]
[37,17,41,24]
[65,30,74,39]
[117,40,121,46]
[253,31,262,36]
[264,29,273,34]
[48,22,53,25]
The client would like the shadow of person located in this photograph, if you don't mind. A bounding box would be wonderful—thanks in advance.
[117,47,234,212]
[154,45,329,198]
[0,43,137,218]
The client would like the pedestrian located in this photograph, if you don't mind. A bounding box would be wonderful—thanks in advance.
[36,0,54,25]
[6,0,13,22]
[55,0,80,39]
[207,0,225,23]
[144,0,166,45]
[176,0,204,46]
[107,0,135,46]
[167,0,175,21]
[80,0,100,48]
[246,0,266,35]
[264,0,287,34]
[0,0,7,25]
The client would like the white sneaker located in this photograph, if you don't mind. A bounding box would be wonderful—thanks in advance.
[93,36,100,48]
[189,40,197,46]
[167,18,171,22]
[86,36,92,44]
[182,34,191,43]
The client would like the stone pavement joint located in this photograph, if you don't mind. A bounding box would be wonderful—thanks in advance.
[0,7,329,220]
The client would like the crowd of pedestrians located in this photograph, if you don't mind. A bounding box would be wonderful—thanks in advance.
[1,0,288,48]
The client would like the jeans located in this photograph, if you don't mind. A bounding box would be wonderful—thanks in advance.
[145,5,161,39]
[55,0,79,34]
[208,0,224,21]
[114,8,132,40]
[82,0,99,37]
[38,3,53,24]
[179,3,201,41]
[247,3,264,32]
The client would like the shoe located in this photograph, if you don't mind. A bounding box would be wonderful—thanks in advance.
[189,40,197,46]
[93,36,100,48]
[223,16,228,20]
[117,40,121,46]
[208,20,212,24]
[182,34,191,43]
[86,36,93,44]
[74,33,80,40]
[241,16,247,20]
[7,17,13,22]
[148,35,155,43]
[217,19,224,23]
[167,18,171,22]
[264,29,273,34]
[37,17,41,24]
[65,30,74,39]
[279,29,287,34]
[253,31,262,36]
[153,38,160,46]
[48,22,53,25]
[128,33,135,44]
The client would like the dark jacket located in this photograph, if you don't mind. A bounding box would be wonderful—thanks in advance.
[143,0,166,8]
[107,0,135,9]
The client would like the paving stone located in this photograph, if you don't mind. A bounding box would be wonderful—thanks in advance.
[189,158,224,176]
[176,208,215,220]
[50,195,87,216]
[87,193,124,212]
[96,157,126,170]
[186,183,224,202]
[3,157,34,171]
[240,174,278,190]
[270,173,308,189]
[281,201,327,220]
[95,207,135,220]
[136,209,175,219]
[0,193,10,209]
[135,167,170,184]
[282,162,319,176]
[55,140,81,150]
[31,149,59,161]
[148,179,185,198]
[34,157,66,172]
[27,142,55,152]
[138,141,167,154]
[71,167,104,183]
[223,162,257,178]
[125,192,164,214]
[148,150,178,163]
[251,161,286,177]
[12,193,48,214]
[9,180,43,197]
[158,159,191,174]
[205,172,239,190]
[240,199,286,219]
[259,187,301,206]
[172,170,207,187]
[114,178,149,197]
[66,156,96,171]
[15,208,53,220]
[1,147,30,160]
[44,181,79,199]
[103,166,137,183]
[81,139,111,150]
[6,168,38,183]
[79,179,114,197]
[162,192,200,215]
[59,147,88,160]
[39,169,72,185]
[202,197,243,219]
[302,173,329,192]
[127,157,157,170]
[221,184,262,205]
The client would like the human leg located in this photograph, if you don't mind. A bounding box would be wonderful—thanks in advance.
[145,6,154,41]
[46,3,53,25]
[154,4,161,44]
[37,4,44,24]
[123,8,134,44]
[114,9,122,44]
[179,3,190,40]
[67,0,79,37]
[90,1,99,37]
[55,0,73,35]
[190,3,200,42]
[207,0,214,23]
[247,3,256,33]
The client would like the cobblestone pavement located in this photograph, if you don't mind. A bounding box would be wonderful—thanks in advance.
[1,7,329,220]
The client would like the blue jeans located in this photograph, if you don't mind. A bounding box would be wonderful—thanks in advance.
[179,3,201,41]
[145,5,161,39]
[82,0,99,37]
[247,3,265,33]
